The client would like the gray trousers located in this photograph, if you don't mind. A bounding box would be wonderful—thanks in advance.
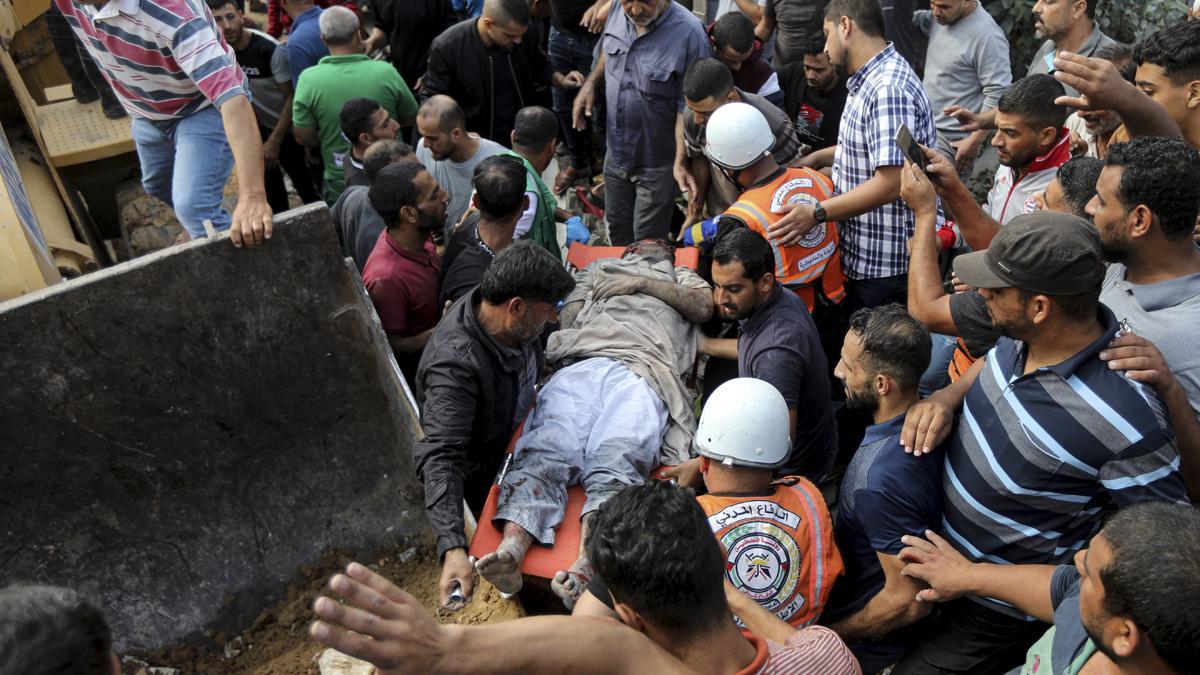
[603,158,678,245]
[494,357,668,544]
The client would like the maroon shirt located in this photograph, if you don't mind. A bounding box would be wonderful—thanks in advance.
[362,231,441,336]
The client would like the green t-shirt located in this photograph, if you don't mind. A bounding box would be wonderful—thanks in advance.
[293,54,417,203]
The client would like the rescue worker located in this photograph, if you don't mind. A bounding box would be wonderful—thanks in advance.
[694,378,844,628]
[576,377,844,629]
[683,102,845,314]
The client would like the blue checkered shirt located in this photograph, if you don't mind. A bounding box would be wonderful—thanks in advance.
[831,44,937,280]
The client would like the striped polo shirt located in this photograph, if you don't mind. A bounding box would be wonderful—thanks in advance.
[54,0,248,120]
[943,306,1186,616]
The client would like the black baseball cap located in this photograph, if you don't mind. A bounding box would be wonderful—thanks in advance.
[953,212,1104,295]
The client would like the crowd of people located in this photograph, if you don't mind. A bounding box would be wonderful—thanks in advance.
[5,0,1200,673]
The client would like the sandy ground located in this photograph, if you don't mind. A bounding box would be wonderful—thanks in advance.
[121,547,524,675]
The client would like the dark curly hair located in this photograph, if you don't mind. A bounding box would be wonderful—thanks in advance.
[586,481,729,642]
[1105,137,1200,241]
[1055,156,1103,219]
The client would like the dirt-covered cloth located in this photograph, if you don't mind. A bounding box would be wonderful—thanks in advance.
[546,256,709,466]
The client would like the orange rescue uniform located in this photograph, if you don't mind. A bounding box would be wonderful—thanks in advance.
[697,476,844,628]
[723,167,846,312]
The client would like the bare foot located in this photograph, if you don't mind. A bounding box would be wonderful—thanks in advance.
[551,556,593,610]
[475,524,534,595]
[475,547,525,594]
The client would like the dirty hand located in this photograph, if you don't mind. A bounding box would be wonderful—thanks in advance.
[1100,333,1177,394]
[558,70,586,89]
[310,562,447,675]
[230,192,273,248]
[572,82,596,131]
[766,201,817,246]
[592,264,645,300]
[1052,51,1137,113]
[263,136,281,171]
[943,105,981,132]
[900,160,938,218]
[898,531,974,603]
[900,395,954,457]
[581,0,611,32]
[660,457,703,490]
[439,548,475,611]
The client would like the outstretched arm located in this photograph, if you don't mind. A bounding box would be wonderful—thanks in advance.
[311,562,695,675]
[898,531,1057,623]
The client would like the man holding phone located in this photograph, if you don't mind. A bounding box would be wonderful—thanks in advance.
[769,0,937,312]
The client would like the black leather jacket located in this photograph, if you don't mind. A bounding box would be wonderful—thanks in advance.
[420,18,553,145]
[413,288,541,558]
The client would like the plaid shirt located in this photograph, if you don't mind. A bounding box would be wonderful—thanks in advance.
[831,45,936,280]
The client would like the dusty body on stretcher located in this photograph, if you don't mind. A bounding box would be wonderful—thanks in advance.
[474,240,714,608]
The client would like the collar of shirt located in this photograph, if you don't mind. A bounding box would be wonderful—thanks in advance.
[383,233,438,267]
[463,288,528,372]
[317,53,371,66]
[999,305,1119,380]
[92,0,139,20]
[1078,25,1107,57]
[739,283,784,334]
[611,0,674,42]
[861,412,906,446]
[846,43,898,96]
[1110,264,1200,313]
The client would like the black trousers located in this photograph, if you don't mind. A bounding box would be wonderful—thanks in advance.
[261,125,321,213]
[891,598,1049,675]
[844,274,908,313]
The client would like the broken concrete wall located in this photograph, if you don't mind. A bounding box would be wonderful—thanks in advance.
[0,204,429,651]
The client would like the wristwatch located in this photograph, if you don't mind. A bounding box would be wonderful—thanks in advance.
[813,202,828,224]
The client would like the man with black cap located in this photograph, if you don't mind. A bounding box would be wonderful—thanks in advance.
[893,212,1188,675]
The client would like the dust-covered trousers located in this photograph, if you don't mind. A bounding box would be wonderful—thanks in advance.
[493,357,668,544]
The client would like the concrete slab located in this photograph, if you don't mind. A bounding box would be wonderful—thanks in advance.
[0,204,428,650]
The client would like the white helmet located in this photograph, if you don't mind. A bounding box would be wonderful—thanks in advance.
[694,378,791,469]
[703,102,774,171]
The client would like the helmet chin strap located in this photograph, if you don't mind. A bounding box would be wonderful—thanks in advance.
[720,161,786,191]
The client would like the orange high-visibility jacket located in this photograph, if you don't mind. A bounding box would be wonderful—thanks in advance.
[723,168,846,312]
[697,476,844,628]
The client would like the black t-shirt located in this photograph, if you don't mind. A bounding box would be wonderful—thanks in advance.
[948,290,1000,358]
[738,285,837,481]
[234,31,288,127]
[235,31,276,78]
[778,63,848,151]
[549,0,592,35]
[439,213,496,306]
[343,155,367,189]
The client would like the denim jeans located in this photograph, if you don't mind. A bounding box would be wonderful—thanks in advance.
[548,26,600,171]
[919,332,958,397]
[131,105,234,238]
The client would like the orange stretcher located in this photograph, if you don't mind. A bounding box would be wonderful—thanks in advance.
[466,243,700,579]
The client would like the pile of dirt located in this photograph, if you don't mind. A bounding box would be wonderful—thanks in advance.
[122,546,524,675]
